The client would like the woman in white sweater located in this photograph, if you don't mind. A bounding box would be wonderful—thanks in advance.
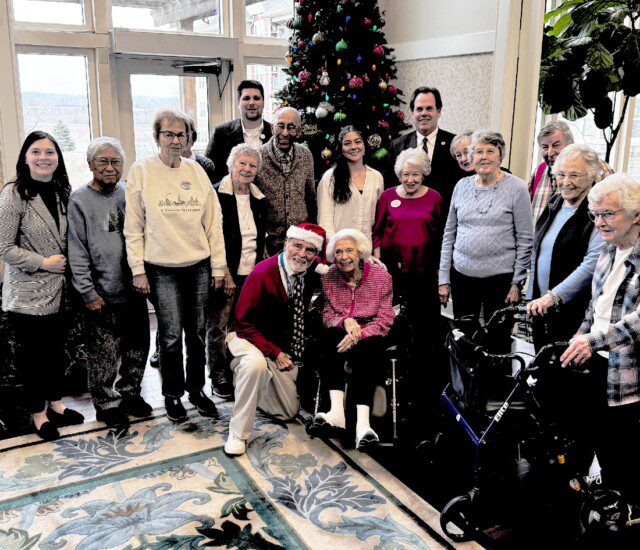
[124,109,229,423]
[317,126,384,242]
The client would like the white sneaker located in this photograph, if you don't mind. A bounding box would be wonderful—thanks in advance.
[356,428,379,451]
[224,432,246,456]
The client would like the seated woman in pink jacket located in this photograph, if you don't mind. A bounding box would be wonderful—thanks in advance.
[313,228,394,451]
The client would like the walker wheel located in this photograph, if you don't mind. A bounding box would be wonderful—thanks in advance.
[440,494,477,542]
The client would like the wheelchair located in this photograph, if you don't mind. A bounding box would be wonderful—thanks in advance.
[301,294,412,449]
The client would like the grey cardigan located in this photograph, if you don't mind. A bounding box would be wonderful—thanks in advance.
[0,182,67,314]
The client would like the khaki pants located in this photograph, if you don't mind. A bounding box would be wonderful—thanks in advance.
[227,332,300,439]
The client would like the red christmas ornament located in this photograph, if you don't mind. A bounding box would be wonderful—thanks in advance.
[364,18,372,25]
[298,40,304,48]
[298,70,311,84]
[363,74,370,82]
[308,13,313,21]
[387,85,397,95]
[371,105,376,111]
[348,76,364,89]
[373,44,384,55]
[314,84,319,90]
[378,120,389,129]
[396,110,405,121]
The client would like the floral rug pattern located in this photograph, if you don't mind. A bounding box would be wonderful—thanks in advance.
[0,404,471,549]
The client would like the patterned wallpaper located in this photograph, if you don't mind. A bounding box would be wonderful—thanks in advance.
[394,53,494,136]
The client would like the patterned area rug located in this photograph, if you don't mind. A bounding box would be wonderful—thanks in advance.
[0,403,482,549]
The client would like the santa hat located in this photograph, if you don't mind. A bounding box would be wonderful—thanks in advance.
[286,222,327,261]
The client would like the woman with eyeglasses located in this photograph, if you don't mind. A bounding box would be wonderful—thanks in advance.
[439,130,533,332]
[0,131,85,440]
[526,144,605,350]
[560,173,640,515]
[124,109,229,423]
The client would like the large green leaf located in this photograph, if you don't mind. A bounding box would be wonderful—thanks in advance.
[585,43,614,69]
[549,12,575,37]
[563,101,589,121]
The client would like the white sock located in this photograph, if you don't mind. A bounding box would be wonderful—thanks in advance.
[316,390,345,428]
[356,404,375,441]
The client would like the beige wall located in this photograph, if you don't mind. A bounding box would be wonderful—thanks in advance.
[380,0,498,44]
[396,53,493,134]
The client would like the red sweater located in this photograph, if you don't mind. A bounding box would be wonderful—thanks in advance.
[232,254,321,359]
[322,263,395,339]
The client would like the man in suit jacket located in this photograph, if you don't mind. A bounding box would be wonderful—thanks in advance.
[205,79,273,184]
[388,86,466,214]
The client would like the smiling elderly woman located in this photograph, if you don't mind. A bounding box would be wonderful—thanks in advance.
[560,174,640,513]
[313,228,394,451]
[439,130,533,336]
[124,108,228,423]
[526,144,605,350]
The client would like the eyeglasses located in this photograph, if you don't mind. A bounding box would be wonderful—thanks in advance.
[93,158,123,169]
[555,171,588,182]
[588,209,624,222]
[275,123,298,132]
[159,131,188,141]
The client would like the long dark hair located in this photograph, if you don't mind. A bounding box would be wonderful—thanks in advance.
[332,126,364,205]
[11,131,71,205]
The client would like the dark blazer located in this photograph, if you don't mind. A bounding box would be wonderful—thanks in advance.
[194,153,216,185]
[214,176,267,278]
[205,118,272,185]
[387,128,467,215]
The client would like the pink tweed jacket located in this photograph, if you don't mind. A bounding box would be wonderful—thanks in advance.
[321,262,395,339]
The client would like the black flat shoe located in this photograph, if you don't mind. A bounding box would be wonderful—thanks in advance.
[35,421,59,441]
[46,408,85,428]
[120,396,153,418]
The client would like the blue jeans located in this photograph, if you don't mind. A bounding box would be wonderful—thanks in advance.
[146,259,210,397]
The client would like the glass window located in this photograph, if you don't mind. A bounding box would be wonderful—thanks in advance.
[18,53,92,189]
[627,100,640,179]
[12,0,84,26]
[113,1,221,33]
[246,64,287,122]
[130,74,209,160]
[246,0,293,38]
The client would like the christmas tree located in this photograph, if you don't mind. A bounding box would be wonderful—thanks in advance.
[52,120,75,152]
[277,0,409,175]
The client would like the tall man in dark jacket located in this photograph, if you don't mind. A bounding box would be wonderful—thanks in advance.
[205,80,272,184]
[388,86,466,214]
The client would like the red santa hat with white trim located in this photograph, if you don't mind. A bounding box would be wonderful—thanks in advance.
[286,222,327,264]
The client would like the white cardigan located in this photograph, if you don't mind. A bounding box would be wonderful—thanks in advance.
[317,165,384,242]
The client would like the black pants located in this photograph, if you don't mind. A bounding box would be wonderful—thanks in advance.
[321,327,386,407]
[450,268,513,323]
[10,311,66,413]
[579,355,640,504]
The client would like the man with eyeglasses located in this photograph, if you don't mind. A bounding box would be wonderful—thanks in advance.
[256,107,316,256]
[530,121,613,222]
[68,137,151,429]
[223,223,326,456]
[560,173,640,518]
[205,80,273,185]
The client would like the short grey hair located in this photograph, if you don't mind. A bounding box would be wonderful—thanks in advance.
[326,228,372,262]
[226,143,262,173]
[394,147,431,180]
[552,143,604,183]
[469,130,506,162]
[450,131,473,157]
[86,137,125,163]
[537,120,574,145]
[274,106,302,127]
[152,108,190,142]
[588,173,640,213]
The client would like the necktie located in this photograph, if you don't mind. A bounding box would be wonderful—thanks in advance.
[290,275,305,361]
[422,136,430,159]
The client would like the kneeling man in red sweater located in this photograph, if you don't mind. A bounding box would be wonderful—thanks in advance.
[224,223,326,456]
